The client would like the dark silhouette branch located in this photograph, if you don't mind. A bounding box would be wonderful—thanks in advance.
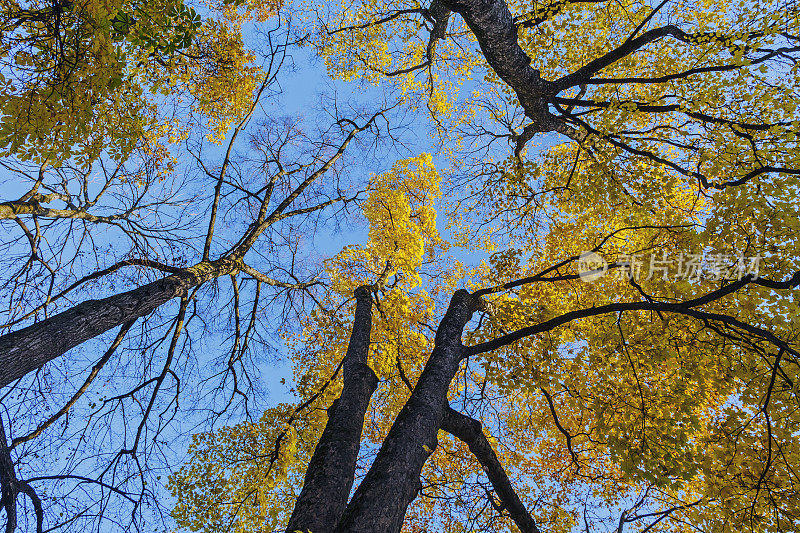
[441,406,541,533]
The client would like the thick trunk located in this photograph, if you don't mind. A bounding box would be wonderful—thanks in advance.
[440,0,555,123]
[0,258,239,388]
[285,286,377,533]
[441,407,540,533]
[0,416,17,531]
[334,289,478,533]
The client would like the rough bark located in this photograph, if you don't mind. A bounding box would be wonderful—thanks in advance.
[441,407,540,533]
[438,0,593,143]
[0,416,17,533]
[334,289,479,533]
[0,416,44,533]
[285,286,378,533]
[0,199,113,222]
[0,258,239,388]
[428,0,451,41]
[439,0,556,128]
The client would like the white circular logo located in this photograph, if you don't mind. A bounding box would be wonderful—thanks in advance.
[577,251,608,282]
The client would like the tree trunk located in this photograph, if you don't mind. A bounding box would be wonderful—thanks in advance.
[0,416,18,532]
[0,258,239,388]
[334,289,479,532]
[440,0,552,116]
[285,286,378,533]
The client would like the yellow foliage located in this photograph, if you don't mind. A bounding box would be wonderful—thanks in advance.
[169,404,317,533]
[327,153,444,294]
[0,0,279,163]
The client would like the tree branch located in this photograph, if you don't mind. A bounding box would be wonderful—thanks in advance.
[441,406,541,533]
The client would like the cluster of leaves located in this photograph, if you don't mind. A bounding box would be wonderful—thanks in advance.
[0,0,194,163]
[0,0,280,165]
[456,128,800,530]
[169,404,317,533]
[306,0,481,129]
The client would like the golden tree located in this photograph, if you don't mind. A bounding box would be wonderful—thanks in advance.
[0,2,394,530]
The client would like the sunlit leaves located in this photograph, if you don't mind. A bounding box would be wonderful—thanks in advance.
[327,153,444,293]
[0,0,278,164]
[169,404,316,533]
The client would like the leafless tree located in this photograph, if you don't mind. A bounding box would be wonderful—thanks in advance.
[0,20,398,532]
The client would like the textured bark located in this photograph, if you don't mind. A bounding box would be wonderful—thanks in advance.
[0,258,240,388]
[0,416,44,533]
[0,200,113,222]
[0,416,17,533]
[285,286,378,533]
[334,289,479,533]
[441,407,540,533]
[439,0,556,127]
[428,0,452,41]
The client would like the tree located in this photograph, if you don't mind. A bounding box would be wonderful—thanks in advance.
[0,0,283,164]
[170,153,800,532]
[3,0,800,531]
[169,0,800,532]
[0,7,398,530]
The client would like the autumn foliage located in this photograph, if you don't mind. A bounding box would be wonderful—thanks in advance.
[1,0,799,531]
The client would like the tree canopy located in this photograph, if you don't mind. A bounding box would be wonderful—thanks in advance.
[1,0,799,531]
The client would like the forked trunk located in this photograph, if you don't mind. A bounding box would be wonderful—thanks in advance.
[334,289,478,532]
